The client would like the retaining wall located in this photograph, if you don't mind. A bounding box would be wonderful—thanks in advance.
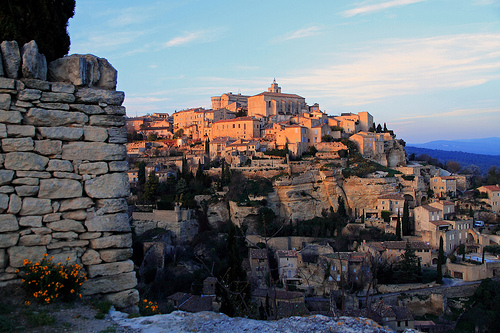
[0,40,137,309]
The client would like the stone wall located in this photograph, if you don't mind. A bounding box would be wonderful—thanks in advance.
[0,40,137,310]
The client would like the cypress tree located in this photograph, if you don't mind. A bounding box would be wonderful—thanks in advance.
[396,211,402,240]
[402,201,410,236]
[437,236,444,284]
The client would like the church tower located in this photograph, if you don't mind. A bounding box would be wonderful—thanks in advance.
[268,78,281,93]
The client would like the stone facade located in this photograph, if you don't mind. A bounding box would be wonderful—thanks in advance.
[0,40,137,309]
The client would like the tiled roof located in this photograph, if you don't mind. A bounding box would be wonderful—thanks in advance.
[430,220,451,226]
[378,193,405,200]
[251,92,304,99]
[276,250,298,258]
[250,248,268,259]
[420,205,442,212]
[480,185,500,192]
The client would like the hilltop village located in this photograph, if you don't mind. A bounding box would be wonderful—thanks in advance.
[125,81,500,332]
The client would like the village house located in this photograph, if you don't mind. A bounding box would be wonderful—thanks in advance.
[359,241,433,267]
[320,252,371,288]
[249,248,269,286]
[315,141,347,159]
[275,124,308,156]
[370,300,414,332]
[348,131,385,159]
[377,193,406,215]
[211,92,249,111]
[276,250,301,285]
[211,117,262,140]
[430,176,457,198]
[429,200,455,220]
[477,185,500,213]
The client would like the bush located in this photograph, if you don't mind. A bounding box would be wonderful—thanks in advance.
[19,254,86,304]
[138,299,160,316]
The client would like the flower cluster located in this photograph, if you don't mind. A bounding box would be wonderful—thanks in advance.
[19,254,87,304]
[138,299,160,316]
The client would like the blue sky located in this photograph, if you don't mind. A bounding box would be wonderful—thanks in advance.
[67,0,500,144]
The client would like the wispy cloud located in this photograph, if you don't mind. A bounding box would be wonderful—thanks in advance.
[283,33,500,106]
[284,26,322,40]
[395,107,500,121]
[165,31,208,47]
[342,0,427,17]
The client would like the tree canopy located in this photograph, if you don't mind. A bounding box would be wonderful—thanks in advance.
[0,0,76,62]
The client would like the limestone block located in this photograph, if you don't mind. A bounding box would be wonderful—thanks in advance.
[83,126,108,142]
[104,105,126,115]
[0,51,3,76]
[31,227,52,235]
[78,162,108,175]
[37,102,70,110]
[48,54,99,87]
[75,88,125,106]
[15,185,39,196]
[52,231,78,239]
[0,111,22,124]
[0,233,19,248]
[108,161,129,172]
[19,234,52,246]
[61,210,87,220]
[99,248,133,263]
[23,79,50,91]
[43,213,61,222]
[17,88,42,101]
[0,170,14,185]
[34,139,63,155]
[38,127,83,141]
[0,194,9,213]
[0,94,11,110]
[1,138,34,152]
[0,214,18,232]
[24,108,88,127]
[47,219,85,232]
[0,124,6,138]
[87,260,133,278]
[85,173,130,198]
[0,186,14,194]
[96,198,128,214]
[40,92,75,103]
[15,100,32,108]
[81,249,102,265]
[6,125,35,137]
[51,83,75,94]
[16,171,51,178]
[47,160,74,172]
[79,232,101,240]
[8,245,47,267]
[12,178,39,186]
[59,197,94,211]
[89,115,125,127]
[4,152,49,170]
[52,172,82,180]
[107,127,127,143]
[7,194,21,214]
[19,216,42,227]
[0,77,15,89]
[90,234,132,249]
[38,178,82,199]
[20,197,52,215]
[96,58,118,90]
[46,240,88,249]
[103,289,139,309]
[62,142,126,161]
[0,249,6,269]
[85,213,130,232]
[1,41,21,78]
[49,250,78,266]
[81,271,137,296]
[70,104,104,115]
[21,40,47,80]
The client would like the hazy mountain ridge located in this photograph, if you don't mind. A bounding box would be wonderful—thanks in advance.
[405,146,500,175]
[408,137,500,156]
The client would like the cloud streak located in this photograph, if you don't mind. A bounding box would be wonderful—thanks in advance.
[283,33,500,106]
[284,26,322,40]
[343,0,427,17]
[165,31,208,47]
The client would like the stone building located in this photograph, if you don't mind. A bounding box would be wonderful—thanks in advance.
[247,80,307,118]
[477,185,500,213]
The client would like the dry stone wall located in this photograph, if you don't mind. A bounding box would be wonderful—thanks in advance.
[0,40,137,309]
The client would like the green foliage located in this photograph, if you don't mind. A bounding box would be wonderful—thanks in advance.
[20,254,86,304]
[147,133,158,141]
[173,128,184,139]
[484,245,500,256]
[395,241,421,283]
[94,300,112,319]
[263,148,288,157]
[256,207,280,237]
[0,315,14,332]
[137,161,146,186]
[26,310,56,327]
[342,156,401,178]
[142,172,159,203]
[381,210,391,223]
[138,299,160,316]
[0,0,76,62]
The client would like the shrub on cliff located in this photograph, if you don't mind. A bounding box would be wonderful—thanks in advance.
[0,0,75,62]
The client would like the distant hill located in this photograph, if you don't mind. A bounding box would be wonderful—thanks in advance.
[405,146,500,175]
[408,137,500,156]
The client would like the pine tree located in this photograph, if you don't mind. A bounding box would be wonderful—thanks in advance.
[143,172,159,204]
[437,236,444,284]
[137,161,146,186]
[400,241,420,283]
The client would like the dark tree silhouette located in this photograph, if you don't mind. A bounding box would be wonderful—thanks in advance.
[0,0,75,62]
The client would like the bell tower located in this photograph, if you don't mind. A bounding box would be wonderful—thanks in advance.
[268,78,281,93]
